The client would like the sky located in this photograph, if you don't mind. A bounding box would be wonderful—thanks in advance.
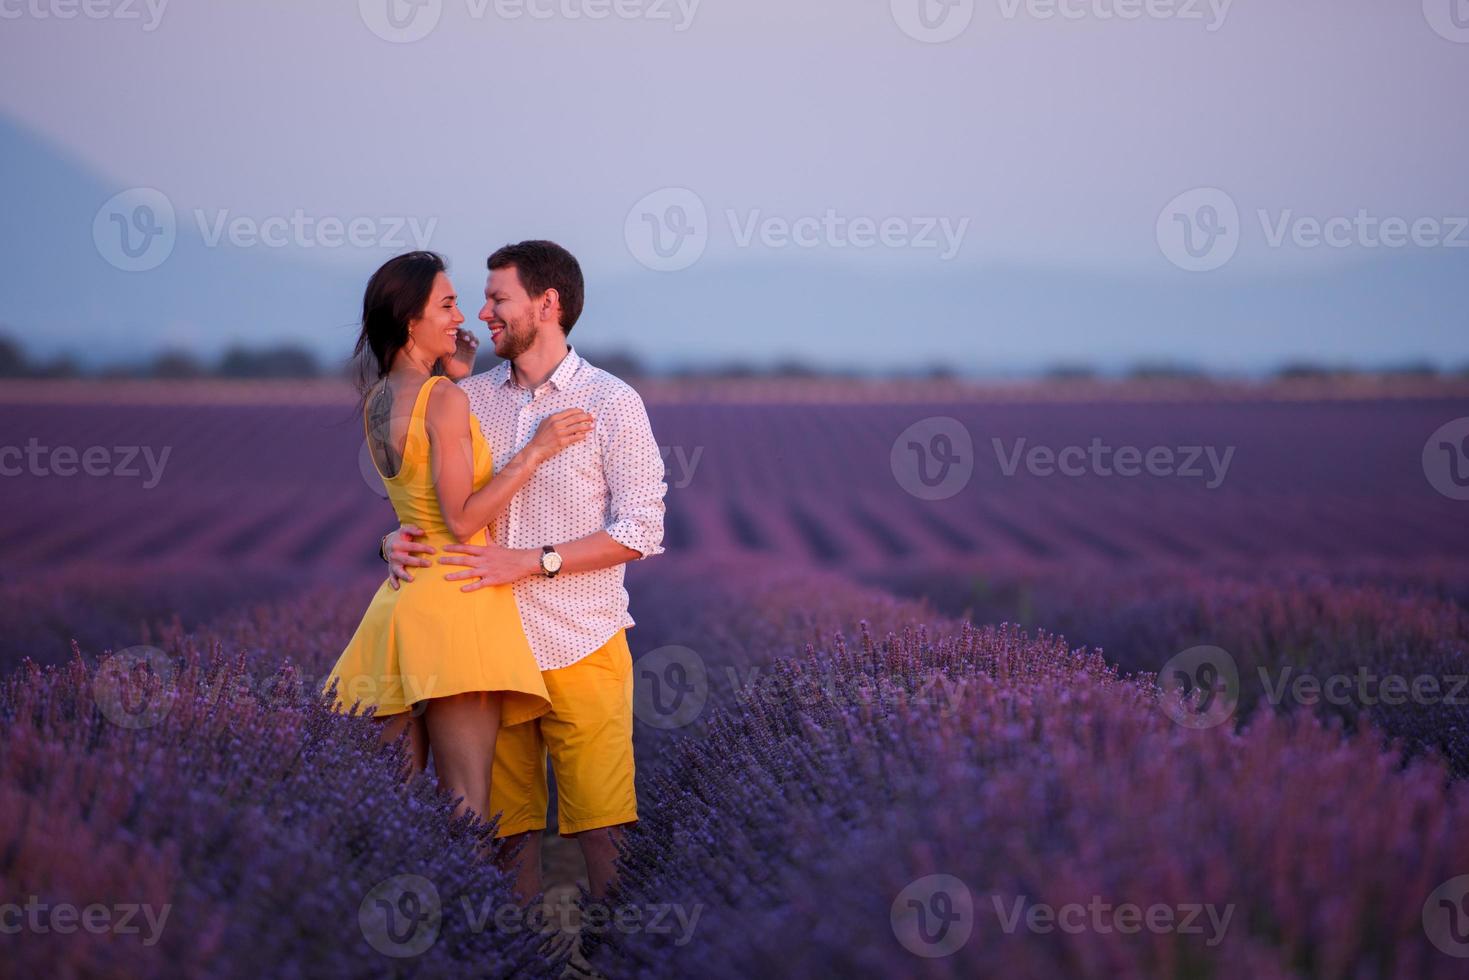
[1,0,1467,373]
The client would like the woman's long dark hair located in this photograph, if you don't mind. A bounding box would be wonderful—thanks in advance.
[352,250,446,396]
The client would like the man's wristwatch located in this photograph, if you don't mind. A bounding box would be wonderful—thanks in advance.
[379,532,392,564]
[540,545,563,578]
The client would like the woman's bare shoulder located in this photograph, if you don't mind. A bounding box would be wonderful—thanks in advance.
[425,376,469,411]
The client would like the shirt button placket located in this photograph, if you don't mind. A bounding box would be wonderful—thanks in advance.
[512,389,535,550]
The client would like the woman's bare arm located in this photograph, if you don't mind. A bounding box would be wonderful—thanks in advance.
[425,382,593,542]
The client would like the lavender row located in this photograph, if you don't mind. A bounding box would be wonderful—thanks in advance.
[872,559,1469,773]
[598,616,1469,978]
[1,642,550,977]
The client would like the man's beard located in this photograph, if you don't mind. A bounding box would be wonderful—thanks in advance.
[495,317,537,360]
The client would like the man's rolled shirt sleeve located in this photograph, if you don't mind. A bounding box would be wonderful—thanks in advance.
[601,386,667,559]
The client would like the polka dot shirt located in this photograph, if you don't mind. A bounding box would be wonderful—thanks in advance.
[459,346,667,670]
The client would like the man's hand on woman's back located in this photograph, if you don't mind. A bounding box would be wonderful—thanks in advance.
[383,524,436,590]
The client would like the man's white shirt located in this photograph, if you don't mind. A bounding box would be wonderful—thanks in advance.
[457,346,667,671]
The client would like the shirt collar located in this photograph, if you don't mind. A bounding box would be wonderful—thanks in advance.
[547,345,583,391]
[496,345,583,392]
[492,359,515,389]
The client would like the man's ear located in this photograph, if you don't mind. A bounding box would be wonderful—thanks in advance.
[540,287,560,323]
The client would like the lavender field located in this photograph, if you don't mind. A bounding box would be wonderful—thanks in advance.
[5,377,1469,977]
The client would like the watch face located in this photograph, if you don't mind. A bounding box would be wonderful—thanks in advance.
[543,551,563,573]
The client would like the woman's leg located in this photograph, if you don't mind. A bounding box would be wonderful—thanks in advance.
[422,691,504,826]
[374,708,429,777]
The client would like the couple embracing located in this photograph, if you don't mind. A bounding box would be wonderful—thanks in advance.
[322,241,667,902]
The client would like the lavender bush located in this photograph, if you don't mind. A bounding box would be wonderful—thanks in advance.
[0,564,337,674]
[599,618,1469,978]
[6,559,1468,976]
[624,557,955,761]
[1,640,552,977]
[874,560,1469,773]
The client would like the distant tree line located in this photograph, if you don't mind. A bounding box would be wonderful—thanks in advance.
[0,331,1464,382]
[0,334,326,380]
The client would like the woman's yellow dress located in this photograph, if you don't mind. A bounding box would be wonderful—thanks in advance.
[323,375,551,726]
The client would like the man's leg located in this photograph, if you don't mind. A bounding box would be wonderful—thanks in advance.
[574,823,632,900]
[540,630,639,900]
[488,715,550,904]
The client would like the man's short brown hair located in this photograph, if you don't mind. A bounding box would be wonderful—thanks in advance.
[487,240,585,336]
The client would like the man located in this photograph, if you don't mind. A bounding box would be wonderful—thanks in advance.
[379,240,666,901]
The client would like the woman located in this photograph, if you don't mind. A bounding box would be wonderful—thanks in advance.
[323,250,593,829]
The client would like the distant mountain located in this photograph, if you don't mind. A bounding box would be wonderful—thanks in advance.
[3,113,1466,374]
[0,114,364,368]
[589,250,1469,376]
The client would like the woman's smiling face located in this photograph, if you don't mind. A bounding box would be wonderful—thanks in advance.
[409,272,465,359]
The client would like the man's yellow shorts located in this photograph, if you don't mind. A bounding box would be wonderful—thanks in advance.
[489,628,638,838]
